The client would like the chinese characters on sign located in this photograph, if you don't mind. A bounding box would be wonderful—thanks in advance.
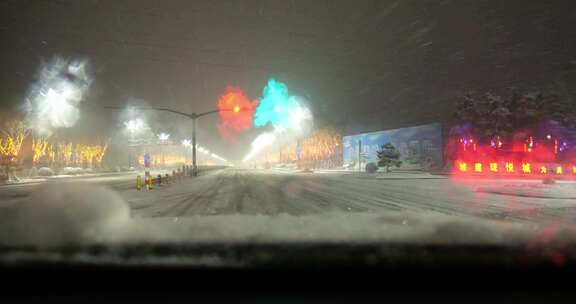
[456,160,575,177]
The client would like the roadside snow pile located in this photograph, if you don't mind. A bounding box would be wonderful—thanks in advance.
[61,167,85,175]
[476,183,576,199]
[37,167,54,176]
[0,183,131,246]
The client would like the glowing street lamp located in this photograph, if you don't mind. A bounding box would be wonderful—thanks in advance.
[158,133,170,142]
[181,139,192,164]
[157,133,170,166]
[105,105,238,176]
[181,139,192,147]
[123,118,147,168]
[124,118,145,135]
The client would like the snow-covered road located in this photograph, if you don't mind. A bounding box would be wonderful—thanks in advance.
[2,167,576,224]
[3,167,576,247]
[120,168,576,223]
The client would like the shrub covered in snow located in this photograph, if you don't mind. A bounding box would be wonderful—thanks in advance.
[61,167,76,175]
[38,167,54,176]
[365,162,378,173]
[61,167,86,175]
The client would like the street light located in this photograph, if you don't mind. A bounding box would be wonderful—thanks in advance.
[158,132,170,141]
[181,139,192,147]
[157,133,170,166]
[181,139,192,164]
[124,118,146,168]
[124,118,145,134]
[106,105,241,176]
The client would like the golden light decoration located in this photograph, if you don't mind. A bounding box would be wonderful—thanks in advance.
[298,128,342,168]
[1,119,109,168]
[49,142,108,167]
[32,138,50,162]
[58,143,73,166]
[76,143,108,167]
[0,119,28,161]
[0,132,25,158]
[138,154,186,166]
[254,128,343,168]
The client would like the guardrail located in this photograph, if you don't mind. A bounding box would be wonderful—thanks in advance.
[136,165,228,191]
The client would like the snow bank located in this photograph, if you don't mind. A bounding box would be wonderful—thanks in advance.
[476,183,576,199]
[60,167,87,175]
[37,167,54,176]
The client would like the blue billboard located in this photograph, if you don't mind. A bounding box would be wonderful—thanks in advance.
[343,123,443,170]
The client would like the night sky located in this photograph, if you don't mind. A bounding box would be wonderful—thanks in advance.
[1,0,575,160]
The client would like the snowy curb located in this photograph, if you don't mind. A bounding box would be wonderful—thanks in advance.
[476,183,576,199]
[348,172,448,179]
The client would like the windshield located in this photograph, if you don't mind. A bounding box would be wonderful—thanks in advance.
[0,0,575,265]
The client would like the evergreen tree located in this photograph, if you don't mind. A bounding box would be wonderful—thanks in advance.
[377,143,402,172]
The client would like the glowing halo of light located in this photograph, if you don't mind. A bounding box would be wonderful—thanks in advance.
[24,57,92,136]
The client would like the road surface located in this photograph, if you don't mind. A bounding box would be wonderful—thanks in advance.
[2,168,576,224]
[121,168,576,224]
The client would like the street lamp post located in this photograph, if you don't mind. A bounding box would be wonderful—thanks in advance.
[192,118,197,175]
[157,133,170,167]
[107,106,238,176]
[124,119,145,169]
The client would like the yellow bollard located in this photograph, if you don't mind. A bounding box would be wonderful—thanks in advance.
[136,175,142,190]
[148,175,153,190]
